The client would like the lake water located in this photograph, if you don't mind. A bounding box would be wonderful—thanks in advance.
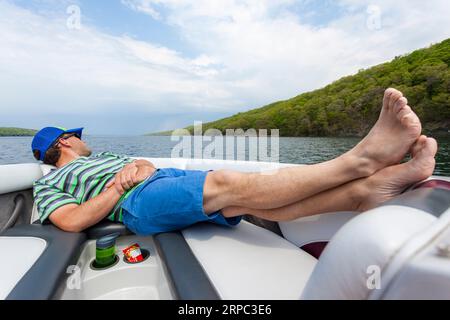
[1,135,449,176]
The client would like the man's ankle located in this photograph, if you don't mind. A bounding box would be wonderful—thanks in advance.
[350,180,370,212]
[341,152,376,178]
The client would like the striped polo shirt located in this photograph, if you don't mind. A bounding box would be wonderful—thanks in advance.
[33,152,140,223]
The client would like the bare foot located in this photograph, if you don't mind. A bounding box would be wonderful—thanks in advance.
[351,88,422,174]
[357,136,437,211]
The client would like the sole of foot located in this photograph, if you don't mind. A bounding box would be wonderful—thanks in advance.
[357,135,437,211]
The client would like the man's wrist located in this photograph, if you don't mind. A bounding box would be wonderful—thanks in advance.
[106,184,123,199]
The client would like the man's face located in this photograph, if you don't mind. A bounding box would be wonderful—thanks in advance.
[61,133,92,157]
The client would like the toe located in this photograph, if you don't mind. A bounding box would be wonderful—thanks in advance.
[397,105,412,120]
[425,137,438,157]
[410,138,437,179]
[413,137,437,163]
[394,97,408,113]
[389,89,403,110]
[383,88,396,108]
[410,135,427,157]
[401,113,420,128]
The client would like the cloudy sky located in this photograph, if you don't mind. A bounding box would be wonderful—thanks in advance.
[0,0,449,135]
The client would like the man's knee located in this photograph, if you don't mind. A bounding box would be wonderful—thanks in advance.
[206,170,239,192]
[203,170,247,209]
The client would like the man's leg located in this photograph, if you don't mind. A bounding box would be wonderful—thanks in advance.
[203,88,423,214]
[220,136,437,221]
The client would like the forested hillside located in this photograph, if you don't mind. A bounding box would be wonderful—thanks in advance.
[182,38,450,137]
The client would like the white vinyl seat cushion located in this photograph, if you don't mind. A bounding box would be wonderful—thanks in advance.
[279,211,358,247]
[0,164,43,195]
[182,221,317,299]
[138,157,298,172]
[0,237,47,299]
[184,158,297,172]
[301,205,437,299]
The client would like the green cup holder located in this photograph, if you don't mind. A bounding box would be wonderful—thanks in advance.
[90,255,120,271]
[123,249,150,264]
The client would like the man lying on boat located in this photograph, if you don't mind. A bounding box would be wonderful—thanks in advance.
[31,88,438,234]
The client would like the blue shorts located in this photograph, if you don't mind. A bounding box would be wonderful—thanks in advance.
[120,168,242,236]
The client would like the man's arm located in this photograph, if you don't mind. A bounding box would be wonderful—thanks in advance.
[49,186,122,233]
[49,164,156,233]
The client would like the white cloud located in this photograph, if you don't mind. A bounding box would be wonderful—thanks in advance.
[121,0,162,20]
[118,0,450,106]
[0,0,449,133]
[0,0,230,118]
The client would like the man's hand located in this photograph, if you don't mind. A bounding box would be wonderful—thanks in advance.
[105,161,156,195]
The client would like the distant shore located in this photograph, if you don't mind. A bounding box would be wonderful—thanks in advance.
[0,127,37,137]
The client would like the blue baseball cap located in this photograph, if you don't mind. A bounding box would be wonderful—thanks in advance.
[32,127,84,161]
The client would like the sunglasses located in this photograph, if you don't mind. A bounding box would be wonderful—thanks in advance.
[51,132,81,148]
